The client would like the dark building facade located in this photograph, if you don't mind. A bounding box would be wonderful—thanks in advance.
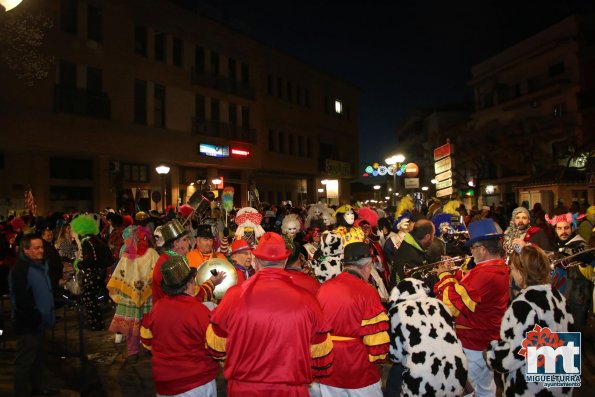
[0,0,360,215]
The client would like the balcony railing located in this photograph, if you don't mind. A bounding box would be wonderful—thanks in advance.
[53,85,111,119]
[191,70,255,100]
[192,118,257,143]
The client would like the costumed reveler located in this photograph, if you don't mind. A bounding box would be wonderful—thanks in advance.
[70,214,113,331]
[356,207,390,300]
[386,278,468,397]
[281,213,304,254]
[305,202,329,230]
[311,230,344,283]
[303,227,322,263]
[383,196,414,273]
[431,200,468,258]
[333,204,365,247]
[314,242,389,396]
[233,206,265,247]
[546,211,594,330]
[434,219,509,397]
[503,206,552,262]
[486,245,573,397]
[107,226,160,360]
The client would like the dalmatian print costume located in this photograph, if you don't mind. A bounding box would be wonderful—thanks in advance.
[388,278,468,397]
[311,231,343,283]
[486,284,573,397]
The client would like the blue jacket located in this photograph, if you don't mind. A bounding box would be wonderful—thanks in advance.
[9,252,55,334]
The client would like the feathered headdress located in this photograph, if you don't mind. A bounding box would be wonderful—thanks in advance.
[393,196,414,231]
[442,200,461,216]
[356,207,379,228]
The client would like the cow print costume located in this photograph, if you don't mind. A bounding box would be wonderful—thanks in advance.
[486,284,573,397]
[388,278,468,397]
[311,231,343,283]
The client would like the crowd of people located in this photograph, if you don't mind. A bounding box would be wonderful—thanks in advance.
[2,196,595,397]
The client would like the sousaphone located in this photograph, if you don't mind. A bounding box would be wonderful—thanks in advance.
[195,258,238,300]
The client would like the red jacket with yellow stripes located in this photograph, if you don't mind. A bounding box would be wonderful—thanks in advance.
[434,258,509,351]
[206,267,333,387]
[140,294,219,395]
[316,271,390,389]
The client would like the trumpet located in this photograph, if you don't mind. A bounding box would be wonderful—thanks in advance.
[548,247,595,270]
[404,256,468,278]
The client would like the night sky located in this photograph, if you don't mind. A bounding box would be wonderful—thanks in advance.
[192,0,595,173]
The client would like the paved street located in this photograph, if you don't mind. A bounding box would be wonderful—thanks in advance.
[1,296,595,396]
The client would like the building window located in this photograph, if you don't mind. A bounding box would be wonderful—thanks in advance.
[154,84,166,128]
[229,103,237,125]
[241,63,249,84]
[278,131,285,153]
[335,99,343,114]
[268,129,275,151]
[288,133,294,155]
[60,0,78,34]
[211,99,220,121]
[60,61,77,87]
[553,102,567,117]
[87,5,102,43]
[195,46,205,72]
[277,77,283,98]
[287,81,292,102]
[134,80,147,124]
[155,31,165,62]
[305,88,310,108]
[306,137,311,157]
[298,136,304,156]
[549,62,565,77]
[122,163,149,183]
[195,94,205,120]
[173,37,183,67]
[241,106,250,129]
[228,58,237,82]
[296,84,302,105]
[482,92,494,108]
[211,51,219,75]
[50,157,93,180]
[134,26,147,56]
[86,67,102,93]
[267,74,273,95]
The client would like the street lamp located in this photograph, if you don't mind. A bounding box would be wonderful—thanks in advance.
[155,164,170,213]
[385,153,405,206]
[1,0,23,12]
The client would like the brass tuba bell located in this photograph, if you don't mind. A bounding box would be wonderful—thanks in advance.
[195,258,238,300]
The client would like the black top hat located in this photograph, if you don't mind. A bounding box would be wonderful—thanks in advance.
[196,224,214,239]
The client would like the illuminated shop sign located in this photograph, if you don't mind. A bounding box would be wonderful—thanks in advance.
[231,148,250,157]
[199,144,230,158]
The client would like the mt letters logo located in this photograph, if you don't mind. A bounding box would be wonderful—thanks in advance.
[518,325,581,388]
